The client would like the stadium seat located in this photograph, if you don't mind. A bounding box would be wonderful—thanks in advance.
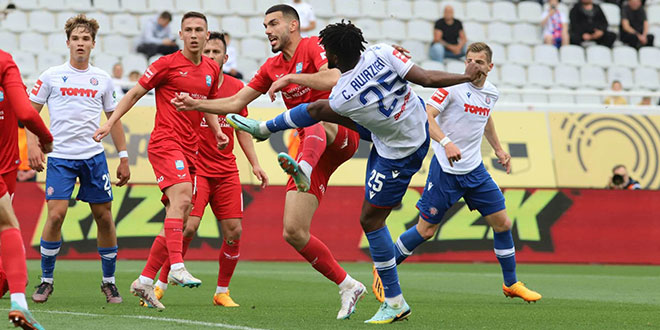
[612,46,639,68]
[122,54,148,76]
[56,12,77,31]
[634,67,660,90]
[125,0,150,14]
[420,60,445,71]
[507,44,533,65]
[241,38,268,60]
[335,0,361,18]
[19,32,45,54]
[355,19,381,42]
[500,64,526,87]
[463,21,486,43]
[513,23,540,45]
[489,42,506,64]
[201,0,229,15]
[222,17,248,38]
[534,44,559,66]
[492,1,517,23]
[87,12,112,35]
[38,0,65,12]
[607,67,634,89]
[47,33,69,55]
[93,0,122,13]
[112,14,140,37]
[228,0,256,16]
[440,1,466,20]
[29,11,57,33]
[487,22,513,44]
[12,52,37,77]
[407,20,433,42]
[65,0,93,11]
[12,0,39,11]
[103,35,132,57]
[554,65,580,88]
[560,44,586,66]
[522,85,549,104]
[586,45,612,67]
[400,40,428,62]
[386,0,412,20]
[362,0,387,19]
[0,32,18,53]
[556,3,570,22]
[380,19,407,42]
[527,65,554,88]
[648,4,660,26]
[149,0,174,12]
[574,88,602,105]
[92,53,119,75]
[206,15,220,32]
[175,0,202,13]
[600,3,620,29]
[309,0,335,18]
[445,59,465,74]
[237,58,260,80]
[1,10,28,33]
[498,84,522,103]
[412,1,439,21]
[465,1,491,22]
[247,16,265,37]
[37,53,64,73]
[309,17,326,37]
[548,88,576,104]
[580,66,607,89]
[639,47,660,69]
[517,1,542,24]
[487,65,500,84]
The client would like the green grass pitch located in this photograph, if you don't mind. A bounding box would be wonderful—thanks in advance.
[7,261,658,329]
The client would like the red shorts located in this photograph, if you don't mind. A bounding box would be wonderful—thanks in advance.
[287,125,360,202]
[0,171,17,198]
[190,174,243,220]
[148,144,197,190]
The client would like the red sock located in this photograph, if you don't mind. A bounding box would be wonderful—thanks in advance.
[217,240,240,287]
[298,235,346,285]
[141,235,168,279]
[299,124,327,168]
[164,218,184,265]
[0,228,27,294]
[159,236,193,282]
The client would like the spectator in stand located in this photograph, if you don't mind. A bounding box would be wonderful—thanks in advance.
[638,96,651,105]
[620,0,654,49]
[136,11,179,58]
[429,5,467,62]
[111,63,126,97]
[128,70,140,83]
[569,0,617,48]
[289,0,316,37]
[222,32,244,80]
[607,165,641,190]
[604,80,628,105]
[541,0,569,48]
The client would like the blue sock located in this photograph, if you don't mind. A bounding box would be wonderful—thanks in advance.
[366,226,402,298]
[265,103,318,132]
[493,230,517,287]
[394,226,427,265]
[40,239,62,281]
[98,246,118,281]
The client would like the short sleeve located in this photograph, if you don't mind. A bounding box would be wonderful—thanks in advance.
[427,87,451,112]
[103,77,118,112]
[456,20,463,31]
[138,56,169,91]
[382,44,415,79]
[434,19,442,30]
[28,71,51,105]
[308,38,328,70]
[247,63,272,94]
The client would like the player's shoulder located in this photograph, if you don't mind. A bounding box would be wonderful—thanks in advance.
[39,62,68,79]
[482,80,499,97]
[88,65,112,79]
[0,50,13,64]
[222,74,244,89]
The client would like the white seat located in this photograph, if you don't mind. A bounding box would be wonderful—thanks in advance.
[612,46,639,68]
[38,0,66,11]
[575,88,602,105]
[600,3,620,29]
[400,40,428,62]
[412,1,439,21]
[334,0,361,18]
[175,0,201,13]
[121,54,148,76]
[498,85,521,103]
[309,0,334,18]
[65,0,92,11]
[56,12,77,31]
[247,16,265,38]
[513,23,540,45]
[634,67,660,90]
[560,44,585,66]
[648,4,660,26]
[440,1,466,20]
[362,0,387,19]
[12,53,37,77]
[557,3,570,23]
[221,17,247,38]
[607,67,634,89]
[92,53,119,75]
[492,1,517,23]
[420,60,445,71]
[466,1,491,22]
[103,35,131,57]
[125,0,149,14]
[517,1,542,24]
[507,44,533,65]
[201,0,229,15]
[487,66,500,84]
[586,45,612,67]
[207,15,220,32]
[580,66,607,89]
[500,64,526,87]
[487,22,512,44]
[554,65,580,88]
[13,0,39,10]
[527,65,554,88]
[381,19,407,42]
[445,59,465,74]
[87,12,112,35]
[463,22,485,42]
[534,44,559,66]
[548,88,575,104]
[19,32,45,54]
[149,0,174,12]
[0,32,18,53]
[407,20,433,42]
[522,85,549,104]
[29,10,57,33]
[112,14,140,37]
[488,42,506,64]
[37,53,64,73]
[386,0,412,20]
[237,58,260,81]
[639,47,660,69]
[93,0,121,13]
[1,11,28,32]
[47,33,69,55]
[355,19,381,42]
[240,38,267,60]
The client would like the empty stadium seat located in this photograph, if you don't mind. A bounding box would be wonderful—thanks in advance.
[507,44,533,65]
[487,66,500,84]
[39,0,65,11]
[400,40,428,62]
[548,88,576,104]
[489,43,506,64]
[580,66,607,89]
[12,52,37,77]
[381,19,407,41]
[487,22,513,44]
[241,38,268,60]
[201,0,229,15]
[0,32,18,52]
[13,0,39,11]
[122,54,148,76]
[466,1,491,22]
[362,0,387,19]
[420,60,445,71]
[492,1,517,23]
[66,0,93,11]
[407,20,433,42]
[498,85,522,103]
[309,0,335,18]
[500,64,526,87]
[175,0,202,13]
[56,12,77,31]
[149,0,174,12]
[92,53,119,74]
[463,21,486,43]
[412,1,439,21]
[574,88,602,105]
[47,33,69,55]
[88,12,112,35]
[355,19,381,42]
[237,58,260,81]
[247,16,265,37]
[37,53,64,73]
[555,65,580,88]
[335,0,362,18]
[386,0,412,20]
[517,1,542,24]
[607,67,634,89]
[103,35,132,56]
[19,32,45,54]
[560,44,586,66]
[528,65,554,88]
[513,23,540,45]
[93,0,122,13]
[112,14,140,37]
[648,4,660,26]
[639,47,660,69]
[586,45,613,67]
[556,3,570,22]
[207,15,220,32]
[634,67,660,90]
[222,17,248,38]
[534,44,559,66]
[600,3,620,29]
[522,86,549,104]
[29,10,57,33]
[612,46,639,68]
[445,59,465,74]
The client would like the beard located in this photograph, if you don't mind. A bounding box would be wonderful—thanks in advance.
[270,34,289,53]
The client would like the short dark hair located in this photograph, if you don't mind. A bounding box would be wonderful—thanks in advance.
[265,4,300,22]
[319,20,366,65]
[209,31,227,49]
[181,11,207,26]
[159,11,172,22]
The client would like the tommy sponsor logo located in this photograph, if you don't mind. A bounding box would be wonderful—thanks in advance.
[464,103,490,116]
[175,160,185,170]
[392,170,400,178]
[31,80,43,96]
[60,88,98,98]
[89,77,98,86]
[431,88,448,105]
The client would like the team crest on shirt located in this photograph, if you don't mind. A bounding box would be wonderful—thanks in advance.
[0,90,4,102]
[296,62,303,73]
[485,96,491,104]
[89,77,99,86]
[205,75,212,87]
[175,160,185,170]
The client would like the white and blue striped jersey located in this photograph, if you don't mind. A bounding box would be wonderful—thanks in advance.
[328,44,427,160]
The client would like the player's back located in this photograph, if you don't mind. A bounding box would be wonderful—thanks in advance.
[329,44,427,160]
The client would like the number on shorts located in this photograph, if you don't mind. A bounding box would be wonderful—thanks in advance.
[368,169,386,192]
[102,173,111,191]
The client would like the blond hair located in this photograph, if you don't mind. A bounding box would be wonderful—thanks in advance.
[466,42,492,63]
[65,14,99,41]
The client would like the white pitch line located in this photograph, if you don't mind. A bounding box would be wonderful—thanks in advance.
[13,309,271,330]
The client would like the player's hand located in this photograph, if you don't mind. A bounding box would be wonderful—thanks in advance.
[495,149,511,174]
[267,75,291,102]
[444,142,462,167]
[464,61,483,82]
[252,165,269,188]
[392,44,412,58]
[171,93,198,111]
[93,123,112,142]
[39,141,53,154]
[215,131,230,150]
[27,141,46,172]
[116,158,131,187]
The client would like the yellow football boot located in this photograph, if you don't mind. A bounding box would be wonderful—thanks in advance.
[213,291,240,307]
[503,282,542,303]
[371,266,385,303]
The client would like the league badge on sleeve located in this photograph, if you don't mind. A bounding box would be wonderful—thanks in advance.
[0,90,4,103]
[206,75,212,87]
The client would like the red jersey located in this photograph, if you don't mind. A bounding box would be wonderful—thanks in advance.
[0,50,52,174]
[248,36,330,110]
[138,51,221,155]
[196,74,248,178]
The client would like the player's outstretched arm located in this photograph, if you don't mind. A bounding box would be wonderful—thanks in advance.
[484,116,511,174]
[236,130,269,188]
[404,61,483,88]
[173,86,261,115]
[104,112,131,186]
[93,84,148,142]
[427,105,461,167]
[266,64,341,101]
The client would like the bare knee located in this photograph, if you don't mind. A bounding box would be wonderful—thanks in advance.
[282,225,308,248]
[46,211,66,230]
[223,225,242,243]
[182,222,199,238]
[416,224,437,240]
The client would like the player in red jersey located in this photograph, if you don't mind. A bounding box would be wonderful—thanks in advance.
[172,5,367,319]
[145,32,269,308]
[93,12,225,309]
[0,49,52,330]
